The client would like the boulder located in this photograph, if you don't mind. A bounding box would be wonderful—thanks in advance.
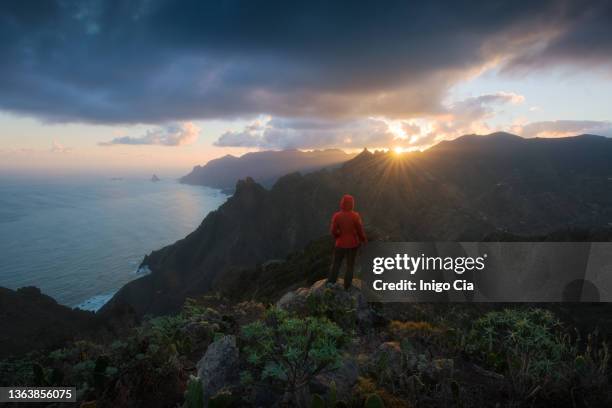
[276,279,375,329]
[276,290,306,314]
[417,357,454,381]
[196,335,239,404]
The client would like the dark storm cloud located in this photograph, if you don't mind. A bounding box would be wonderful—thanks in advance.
[505,1,612,69]
[0,0,610,124]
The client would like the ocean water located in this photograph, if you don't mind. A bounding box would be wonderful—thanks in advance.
[0,176,227,311]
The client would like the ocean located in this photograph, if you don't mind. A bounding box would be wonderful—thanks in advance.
[0,175,227,311]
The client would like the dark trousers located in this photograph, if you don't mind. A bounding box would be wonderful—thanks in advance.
[328,246,358,289]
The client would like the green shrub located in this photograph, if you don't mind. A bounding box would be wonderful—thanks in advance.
[241,307,345,403]
[466,308,571,398]
[184,375,204,408]
[311,393,326,408]
[306,287,358,331]
[309,381,349,408]
[364,393,385,408]
[467,308,567,376]
[0,309,206,405]
[570,332,609,394]
[0,356,39,386]
[146,314,192,355]
[465,308,611,403]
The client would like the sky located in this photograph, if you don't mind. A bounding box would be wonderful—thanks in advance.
[1,0,612,176]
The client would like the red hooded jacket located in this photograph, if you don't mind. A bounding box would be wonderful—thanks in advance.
[330,194,367,248]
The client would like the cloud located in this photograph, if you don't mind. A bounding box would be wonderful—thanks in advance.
[214,116,400,150]
[100,122,200,146]
[214,117,270,147]
[512,120,612,138]
[50,139,72,153]
[0,1,609,124]
[0,140,72,155]
[504,1,612,71]
[214,92,525,150]
[447,92,524,124]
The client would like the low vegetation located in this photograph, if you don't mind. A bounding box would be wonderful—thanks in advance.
[1,291,610,407]
[241,307,346,405]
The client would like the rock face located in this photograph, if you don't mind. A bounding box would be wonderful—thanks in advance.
[102,133,612,318]
[0,286,98,358]
[196,335,240,403]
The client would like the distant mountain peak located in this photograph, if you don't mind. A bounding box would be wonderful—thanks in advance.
[430,132,525,153]
[181,148,355,190]
[446,132,608,146]
[455,131,523,142]
[340,147,375,170]
[486,131,523,139]
[574,134,607,140]
[350,147,371,159]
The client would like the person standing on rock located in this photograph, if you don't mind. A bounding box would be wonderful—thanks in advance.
[328,194,367,289]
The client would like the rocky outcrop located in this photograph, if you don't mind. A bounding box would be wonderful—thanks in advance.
[196,335,240,404]
[277,279,376,330]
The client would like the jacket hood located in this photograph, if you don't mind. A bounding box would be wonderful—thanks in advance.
[340,194,354,211]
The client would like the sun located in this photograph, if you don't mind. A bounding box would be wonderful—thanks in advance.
[393,146,404,155]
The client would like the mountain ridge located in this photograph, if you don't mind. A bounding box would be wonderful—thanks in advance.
[0,286,100,358]
[180,148,355,190]
[100,132,612,318]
